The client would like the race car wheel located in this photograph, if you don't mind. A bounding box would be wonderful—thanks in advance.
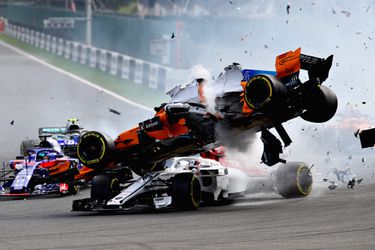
[244,74,287,111]
[91,174,120,201]
[77,131,115,169]
[274,162,312,198]
[301,85,338,123]
[171,173,201,210]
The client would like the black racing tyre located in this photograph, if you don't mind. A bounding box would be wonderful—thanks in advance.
[91,174,120,201]
[20,139,39,155]
[171,173,201,210]
[244,74,287,111]
[77,131,115,170]
[274,162,312,198]
[301,85,338,123]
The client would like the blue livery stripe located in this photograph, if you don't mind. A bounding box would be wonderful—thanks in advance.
[242,69,276,82]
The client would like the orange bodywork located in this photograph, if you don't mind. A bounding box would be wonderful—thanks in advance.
[114,109,189,150]
[240,81,255,115]
[75,166,95,180]
[39,160,71,176]
[275,47,301,78]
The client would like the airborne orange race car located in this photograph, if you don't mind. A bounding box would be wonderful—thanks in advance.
[77,48,336,174]
[72,48,336,211]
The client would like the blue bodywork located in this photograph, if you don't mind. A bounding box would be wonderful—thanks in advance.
[241,69,277,82]
[2,148,77,195]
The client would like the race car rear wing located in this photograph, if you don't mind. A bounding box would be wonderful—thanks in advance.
[276,48,333,87]
[38,127,66,136]
[300,53,333,83]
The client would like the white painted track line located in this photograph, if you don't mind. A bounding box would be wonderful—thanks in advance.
[0,40,153,112]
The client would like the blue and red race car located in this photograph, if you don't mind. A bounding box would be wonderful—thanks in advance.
[1,147,94,198]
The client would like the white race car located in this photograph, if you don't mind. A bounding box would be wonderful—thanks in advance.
[72,157,312,212]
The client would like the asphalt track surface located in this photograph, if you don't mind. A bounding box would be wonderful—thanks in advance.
[1,43,375,250]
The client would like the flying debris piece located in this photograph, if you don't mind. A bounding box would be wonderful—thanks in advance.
[347,177,355,189]
[357,178,363,185]
[323,178,329,182]
[354,129,360,138]
[355,31,362,35]
[341,10,351,17]
[229,1,233,4]
[10,120,14,126]
[369,37,373,40]
[171,32,175,39]
[365,6,370,13]
[264,44,269,49]
[244,50,248,54]
[362,157,365,163]
[332,8,336,14]
[286,4,290,15]
[327,151,330,155]
[309,164,315,171]
[328,182,338,190]
[108,108,121,115]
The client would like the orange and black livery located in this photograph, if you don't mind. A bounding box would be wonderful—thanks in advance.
[77,48,336,175]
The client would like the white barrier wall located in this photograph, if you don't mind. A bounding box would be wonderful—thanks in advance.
[110,53,118,76]
[134,60,143,84]
[149,64,159,90]
[80,45,87,64]
[25,29,30,44]
[121,55,130,80]
[35,32,40,47]
[57,38,64,56]
[51,36,57,54]
[40,33,45,49]
[5,23,176,92]
[72,42,79,62]
[89,47,96,68]
[99,49,107,72]
[64,41,71,59]
[45,35,51,51]
[20,27,25,42]
[30,30,34,45]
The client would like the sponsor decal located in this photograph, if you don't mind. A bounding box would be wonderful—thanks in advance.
[139,117,163,132]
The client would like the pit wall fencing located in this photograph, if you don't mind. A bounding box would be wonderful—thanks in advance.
[3,22,187,93]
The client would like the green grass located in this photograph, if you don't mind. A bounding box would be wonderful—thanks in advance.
[0,34,168,108]
[118,0,138,15]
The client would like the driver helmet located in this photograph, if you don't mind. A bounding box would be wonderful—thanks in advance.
[66,118,81,132]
